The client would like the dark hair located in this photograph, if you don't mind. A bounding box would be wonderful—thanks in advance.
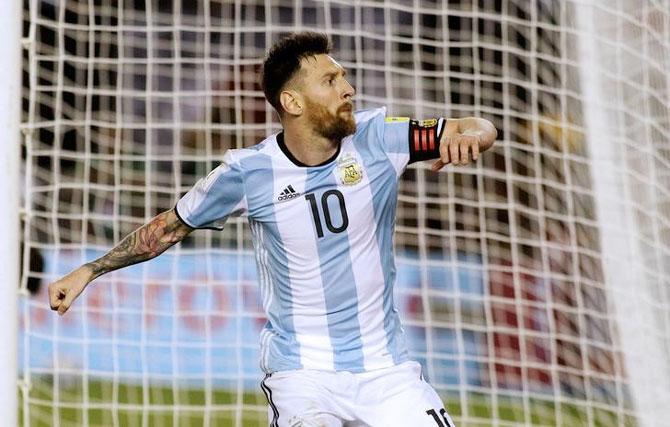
[261,32,332,113]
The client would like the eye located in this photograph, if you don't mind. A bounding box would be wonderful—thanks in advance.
[327,77,335,85]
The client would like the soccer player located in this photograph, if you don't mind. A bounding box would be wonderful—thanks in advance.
[49,32,496,426]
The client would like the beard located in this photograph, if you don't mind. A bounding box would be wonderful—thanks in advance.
[305,98,357,142]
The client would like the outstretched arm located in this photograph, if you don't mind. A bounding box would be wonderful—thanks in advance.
[48,208,193,315]
[431,117,497,171]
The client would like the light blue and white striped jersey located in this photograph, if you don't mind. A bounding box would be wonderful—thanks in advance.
[176,107,423,373]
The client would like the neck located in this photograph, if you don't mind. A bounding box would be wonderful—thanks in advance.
[282,122,340,166]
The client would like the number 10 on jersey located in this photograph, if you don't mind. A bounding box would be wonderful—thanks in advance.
[305,190,349,238]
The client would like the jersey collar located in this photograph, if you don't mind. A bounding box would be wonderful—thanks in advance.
[276,132,341,168]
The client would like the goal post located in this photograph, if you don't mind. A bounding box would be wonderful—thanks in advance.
[17,1,670,426]
[1,1,23,425]
[576,3,670,426]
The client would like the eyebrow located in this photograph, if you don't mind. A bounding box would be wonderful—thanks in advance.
[322,68,347,79]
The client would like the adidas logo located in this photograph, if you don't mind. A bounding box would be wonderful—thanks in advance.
[277,185,301,201]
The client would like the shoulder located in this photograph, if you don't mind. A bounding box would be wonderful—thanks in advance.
[354,106,386,128]
[225,133,281,170]
[351,107,387,146]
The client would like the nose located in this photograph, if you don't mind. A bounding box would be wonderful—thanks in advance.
[343,79,355,99]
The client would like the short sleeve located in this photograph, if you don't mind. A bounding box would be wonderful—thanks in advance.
[381,116,412,174]
[175,150,247,230]
[381,116,411,155]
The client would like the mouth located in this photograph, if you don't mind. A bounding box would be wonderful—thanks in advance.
[339,103,353,113]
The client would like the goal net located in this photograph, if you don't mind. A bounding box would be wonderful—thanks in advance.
[18,1,670,426]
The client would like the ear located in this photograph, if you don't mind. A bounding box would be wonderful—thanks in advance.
[279,90,303,117]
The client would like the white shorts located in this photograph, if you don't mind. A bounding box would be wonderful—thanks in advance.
[260,361,455,427]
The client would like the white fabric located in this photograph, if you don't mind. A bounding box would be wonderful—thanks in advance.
[262,361,455,427]
[177,108,415,373]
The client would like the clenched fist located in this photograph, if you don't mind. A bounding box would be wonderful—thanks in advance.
[48,266,92,315]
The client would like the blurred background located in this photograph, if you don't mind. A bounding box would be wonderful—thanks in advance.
[17,0,670,426]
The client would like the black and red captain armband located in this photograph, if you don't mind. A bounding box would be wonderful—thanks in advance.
[408,118,445,164]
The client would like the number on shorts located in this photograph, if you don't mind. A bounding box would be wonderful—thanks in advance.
[426,408,453,427]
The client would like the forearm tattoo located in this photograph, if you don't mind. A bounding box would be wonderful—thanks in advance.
[84,210,192,280]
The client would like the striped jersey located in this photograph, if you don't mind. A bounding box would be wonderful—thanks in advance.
[176,107,444,373]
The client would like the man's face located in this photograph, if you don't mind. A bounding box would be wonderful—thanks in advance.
[295,54,356,141]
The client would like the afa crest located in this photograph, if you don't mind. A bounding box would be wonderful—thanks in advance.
[337,153,363,186]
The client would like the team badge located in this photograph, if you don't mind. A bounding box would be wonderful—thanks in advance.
[337,153,363,186]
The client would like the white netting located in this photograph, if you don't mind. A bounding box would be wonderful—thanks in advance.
[18,1,670,426]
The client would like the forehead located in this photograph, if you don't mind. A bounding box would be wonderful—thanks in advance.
[298,54,344,77]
